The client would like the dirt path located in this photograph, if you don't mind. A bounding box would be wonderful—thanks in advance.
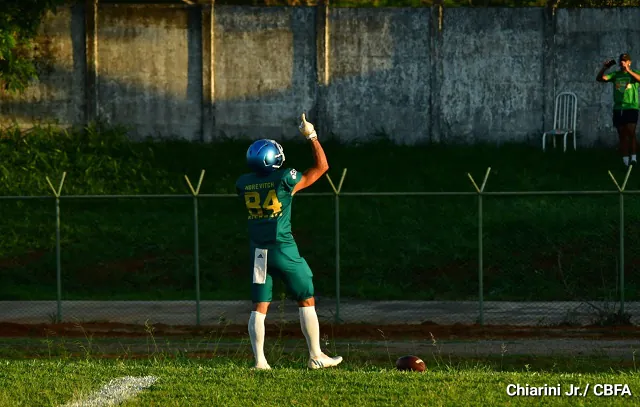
[1,300,638,326]
[1,300,639,360]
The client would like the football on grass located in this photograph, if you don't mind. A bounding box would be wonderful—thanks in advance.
[395,355,426,372]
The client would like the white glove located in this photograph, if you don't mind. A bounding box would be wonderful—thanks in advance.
[298,113,317,140]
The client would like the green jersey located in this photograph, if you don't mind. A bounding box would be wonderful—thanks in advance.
[604,70,640,110]
[236,168,301,247]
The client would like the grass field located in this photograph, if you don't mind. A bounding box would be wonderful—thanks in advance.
[1,332,639,407]
[1,124,640,304]
[2,359,639,406]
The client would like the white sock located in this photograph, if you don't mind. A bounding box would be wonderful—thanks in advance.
[632,154,637,162]
[299,306,322,358]
[624,156,630,165]
[248,311,268,365]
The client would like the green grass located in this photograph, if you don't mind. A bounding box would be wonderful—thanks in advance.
[0,330,639,406]
[1,123,640,304]
[0,358,639,406]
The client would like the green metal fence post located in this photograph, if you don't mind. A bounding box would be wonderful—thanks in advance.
[45,172,67,323]
[608,166,632,315]
[326,169,347,324]
[185,170,206,326]
[620,191,625,314]
[467,168,491,326]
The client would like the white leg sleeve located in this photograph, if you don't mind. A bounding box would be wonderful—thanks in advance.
[248,311,268,365]
[299,306,322,358]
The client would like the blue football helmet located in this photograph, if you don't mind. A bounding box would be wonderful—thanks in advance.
[246,139,286,174]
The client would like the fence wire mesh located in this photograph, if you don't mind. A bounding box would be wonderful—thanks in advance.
[623,193,640,317]
[1,182,639,327]
[1,199,57,324]
[483,194,624,326]
[60,198,195,325]
[336,195,478,325]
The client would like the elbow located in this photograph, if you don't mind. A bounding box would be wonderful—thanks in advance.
[317,158,329,174]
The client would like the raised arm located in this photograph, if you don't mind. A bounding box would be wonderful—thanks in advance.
[292,114,329,196]
[597,59,615,82]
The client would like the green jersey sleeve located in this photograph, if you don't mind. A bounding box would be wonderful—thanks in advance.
[603,71,617,82]
[280,168,301,195]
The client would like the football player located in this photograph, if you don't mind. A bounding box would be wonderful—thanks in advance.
[235,113,343,370]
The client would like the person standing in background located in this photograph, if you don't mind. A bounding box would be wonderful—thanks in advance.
[597,53,640,167]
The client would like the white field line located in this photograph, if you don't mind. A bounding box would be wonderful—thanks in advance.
[61,376,158,407]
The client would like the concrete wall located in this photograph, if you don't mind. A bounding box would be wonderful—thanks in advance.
[96,5,202,140]
[1,4,639,146]
[214,6,316,141]
[439,8,545,144]
[326,8,431,144]
[0,6,85,128]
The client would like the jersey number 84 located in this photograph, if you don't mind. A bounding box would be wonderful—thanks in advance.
[244,189,283,218]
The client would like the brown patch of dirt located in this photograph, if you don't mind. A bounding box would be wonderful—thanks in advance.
[291,230,313,246]
[530,254,557,271]
[76,249,193,283]
[411,261,474,285]
[0,250,47,268]
[1,321,639,340]
[96,255,159,273]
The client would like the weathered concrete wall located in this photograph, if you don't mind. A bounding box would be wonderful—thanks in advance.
[439,8,545,144]
[0,6,85,128]
[214,6,316,141]
[97,5,202,141]
[2,5,640,146]
[326,8,431,144]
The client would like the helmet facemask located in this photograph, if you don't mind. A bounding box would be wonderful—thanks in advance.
[267,140,285,169]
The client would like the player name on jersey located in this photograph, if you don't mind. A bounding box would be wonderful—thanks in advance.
[244,182,276,191]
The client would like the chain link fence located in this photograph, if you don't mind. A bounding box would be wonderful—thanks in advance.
[1,170,640,327]
[483,193,622,326]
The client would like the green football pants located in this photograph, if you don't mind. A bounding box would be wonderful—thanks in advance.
[250,244,314,303]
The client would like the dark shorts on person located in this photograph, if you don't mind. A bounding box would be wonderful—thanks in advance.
[613,109,639,127]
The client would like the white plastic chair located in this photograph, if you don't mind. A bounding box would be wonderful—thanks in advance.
[542,92,578,152]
